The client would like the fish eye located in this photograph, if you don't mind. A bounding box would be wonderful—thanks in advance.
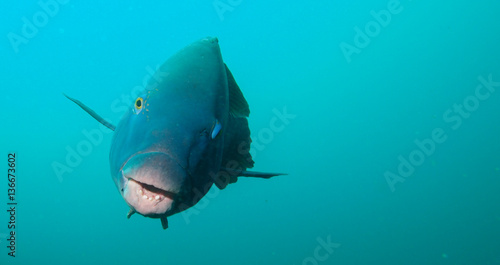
[134,97,144,114]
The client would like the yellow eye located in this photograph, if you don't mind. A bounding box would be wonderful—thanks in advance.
[134,97,144,114]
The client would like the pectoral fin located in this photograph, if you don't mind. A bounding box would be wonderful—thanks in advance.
[127,208,135,219]
[64,93,116,131]
[160,216,168,230]
[222,167,286,179]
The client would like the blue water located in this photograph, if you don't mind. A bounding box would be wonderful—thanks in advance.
[1,1,500,264]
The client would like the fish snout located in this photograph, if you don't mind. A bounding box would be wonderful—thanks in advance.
[120,152,187,216]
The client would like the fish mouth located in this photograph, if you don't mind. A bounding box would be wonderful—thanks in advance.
[119,152,187,216]
[123,178,177,216]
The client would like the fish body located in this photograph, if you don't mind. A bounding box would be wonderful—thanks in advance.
[66,37,283,229]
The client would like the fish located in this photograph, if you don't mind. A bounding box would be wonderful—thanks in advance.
[65,37,284,229]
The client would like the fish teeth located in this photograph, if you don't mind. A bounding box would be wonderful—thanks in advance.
[139,191,161,202]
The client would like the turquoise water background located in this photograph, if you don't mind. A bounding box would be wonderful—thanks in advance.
[1,1,500,264]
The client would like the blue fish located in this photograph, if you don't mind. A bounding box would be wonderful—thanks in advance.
[65,37,283,229]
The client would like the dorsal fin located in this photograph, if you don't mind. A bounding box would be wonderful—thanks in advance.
[64,93,116,131]
[225,64,250,117]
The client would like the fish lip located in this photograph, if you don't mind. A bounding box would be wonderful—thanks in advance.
[123,178,177,216]
[118,151,186,194]
[118,151,186,176]
[118,151,187,216]
[125,178,178,200]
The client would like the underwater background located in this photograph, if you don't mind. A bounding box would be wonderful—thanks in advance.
[1,0,500,264]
